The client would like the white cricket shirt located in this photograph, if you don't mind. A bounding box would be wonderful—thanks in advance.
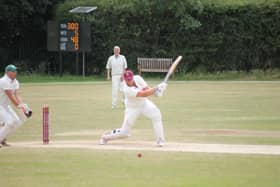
[123,75,149,108]
[0,74,19,106]
[106,55,127,76]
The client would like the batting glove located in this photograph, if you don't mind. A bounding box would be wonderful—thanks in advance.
[154,83,168,97]
[18,103,32,118]
[154,89,163,97]
[157,82,168,91]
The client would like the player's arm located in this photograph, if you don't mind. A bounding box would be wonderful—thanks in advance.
[107,69,111,80]
[106,57,111,80]
[136,87,156,97]
[5,89,22,107]
[5,89,32,118]
[123,56,128,69]
[14,90,23,105]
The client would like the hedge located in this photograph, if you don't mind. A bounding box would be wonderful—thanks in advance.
[1,0,279,75]
[53,0,280,74]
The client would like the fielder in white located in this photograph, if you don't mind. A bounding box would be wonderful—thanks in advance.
[0,64,32,148]
[106,46,127,109]
[100,70,167,146]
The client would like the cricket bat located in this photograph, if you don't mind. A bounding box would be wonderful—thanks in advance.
[163,56,182,83]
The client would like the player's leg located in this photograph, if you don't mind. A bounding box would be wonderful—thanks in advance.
[111,75,121,108]
[111,75,118,108]
[100,108,140,144]
[142,100,165,146]
[0,106,23,146]
[0,107,15,142]
[119,80,125,104]
[120,108,140,134]
[6,105,24,133]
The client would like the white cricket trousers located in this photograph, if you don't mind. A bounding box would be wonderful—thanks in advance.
[111,75,124,107]
[121,100,165,143]
[0,105,23,142]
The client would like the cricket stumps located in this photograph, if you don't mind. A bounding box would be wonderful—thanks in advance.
[42,105,49,144]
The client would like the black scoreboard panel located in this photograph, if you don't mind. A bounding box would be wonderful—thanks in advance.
[80,22,91,52]
[47,21,59,51]
[47,21,91,52]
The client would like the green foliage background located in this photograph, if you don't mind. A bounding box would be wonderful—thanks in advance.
[54,0,280,74]
[1,0,280,75]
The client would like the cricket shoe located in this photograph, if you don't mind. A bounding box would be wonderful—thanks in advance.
[1,139,11,147]
[112,105,116,109]
[99,137,108,145]
[157,139,164,147]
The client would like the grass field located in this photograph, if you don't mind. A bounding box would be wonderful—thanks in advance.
[1,80,280,187]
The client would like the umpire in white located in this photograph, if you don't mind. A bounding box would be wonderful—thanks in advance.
[0,64,32,148]
[106,46,127,109]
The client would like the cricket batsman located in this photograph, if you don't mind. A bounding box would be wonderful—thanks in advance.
[100,70,167,146]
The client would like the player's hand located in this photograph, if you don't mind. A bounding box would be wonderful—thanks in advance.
[154,83,168,97]
[157,82,168,91]
[154,88,164,97]
[154,89,162,97]
[18,103,32,118]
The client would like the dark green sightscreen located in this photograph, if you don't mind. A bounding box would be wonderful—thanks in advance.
[47,21,59,51]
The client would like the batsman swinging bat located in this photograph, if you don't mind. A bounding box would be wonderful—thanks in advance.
[163,56,182,83]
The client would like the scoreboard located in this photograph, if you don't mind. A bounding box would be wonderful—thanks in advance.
[47,21,91,52]
[59,22,79,51]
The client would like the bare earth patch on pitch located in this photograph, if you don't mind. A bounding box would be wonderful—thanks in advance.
[10,140,280,155]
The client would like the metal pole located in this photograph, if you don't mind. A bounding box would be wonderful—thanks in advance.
[76,52,79,75]
[82,51,85,78]
[82,16,85,78]
[59,51,63,77]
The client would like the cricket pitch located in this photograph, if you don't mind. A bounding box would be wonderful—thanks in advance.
[10,140,280,155]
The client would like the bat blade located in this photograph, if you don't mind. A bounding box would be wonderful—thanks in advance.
[163,56,182,82]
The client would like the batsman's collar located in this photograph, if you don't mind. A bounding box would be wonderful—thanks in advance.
[123,70,134,81]
[5,64,17,72]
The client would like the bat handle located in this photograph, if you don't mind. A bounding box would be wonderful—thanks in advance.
[163,75,169,83]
